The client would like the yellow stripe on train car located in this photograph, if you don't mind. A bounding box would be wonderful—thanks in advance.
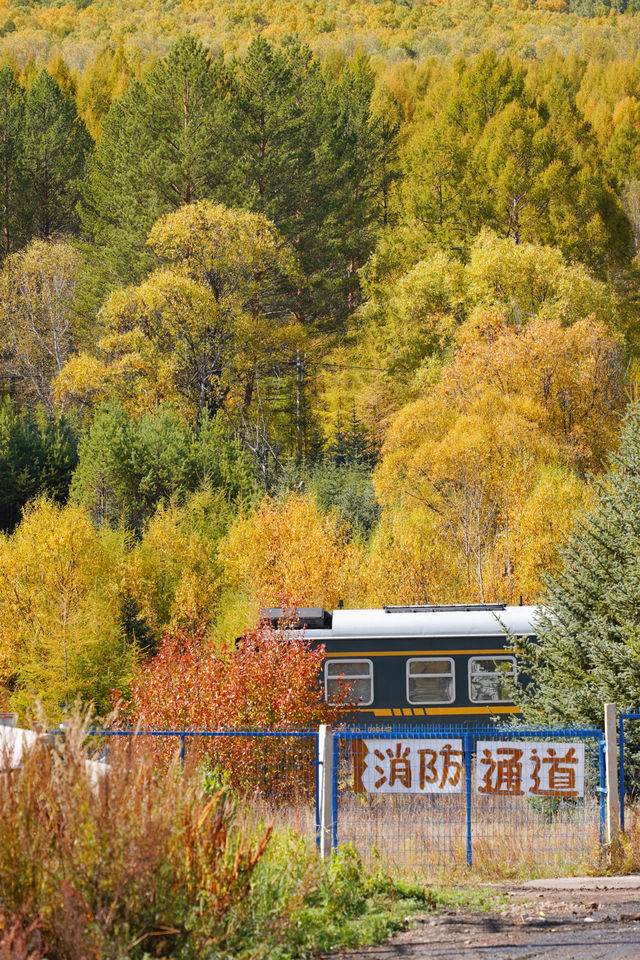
[355,706,522,717]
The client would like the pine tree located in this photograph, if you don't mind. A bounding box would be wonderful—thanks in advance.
[70,403,258,533]
[0,398,43,532]
[226,39,396,330]
[520,401,640,726]
[322,51,396,325]
[80,83,160,285]
[119,593,156,658]
[22,70,92,239]
[0,400,78,532]
[37,411,79,505]
[0,65,26,257]
[226,37,334,326]
[82,35,229,284]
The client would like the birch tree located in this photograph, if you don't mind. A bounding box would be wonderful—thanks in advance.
[0,239,81,411]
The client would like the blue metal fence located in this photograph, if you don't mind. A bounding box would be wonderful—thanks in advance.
[333,724,605,873]
[88,724,605,874]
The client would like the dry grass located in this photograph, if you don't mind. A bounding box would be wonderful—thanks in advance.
[0,718,449,960]
[335,792,603,879]
[608,804,640,873]
[0,711,273,960]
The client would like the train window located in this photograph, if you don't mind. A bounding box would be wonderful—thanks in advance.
[468,657,517,703]
[406,658,455,704]
[325,659,374,706]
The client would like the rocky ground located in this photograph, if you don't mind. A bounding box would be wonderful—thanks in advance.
[337,876,640,959]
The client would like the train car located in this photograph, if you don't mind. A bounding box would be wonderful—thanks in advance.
[264,603,537,723]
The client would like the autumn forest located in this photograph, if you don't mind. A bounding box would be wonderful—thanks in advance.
[1,0,640,715]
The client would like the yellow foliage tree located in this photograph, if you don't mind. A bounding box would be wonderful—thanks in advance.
[0,239,82,412]
[0,499,132,717]
[373,311,620,601]
[56,201,303,481]
[446,311,623,470]
[59,269,233,418]
[496,464,593,601]
[360,505,465,607]
[75,42,133,139]
[219,493,363,614]
[126,488,232,638]
[320,230,624,446]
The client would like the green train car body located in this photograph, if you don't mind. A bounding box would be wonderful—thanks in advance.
[265,603,537,723]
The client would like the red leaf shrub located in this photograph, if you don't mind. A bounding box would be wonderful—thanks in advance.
[130,619,344,729]
[127,618,349,798]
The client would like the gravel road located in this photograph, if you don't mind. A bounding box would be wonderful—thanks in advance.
[335,877,640,960]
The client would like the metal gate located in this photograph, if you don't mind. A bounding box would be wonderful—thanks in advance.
[332,725,605,873]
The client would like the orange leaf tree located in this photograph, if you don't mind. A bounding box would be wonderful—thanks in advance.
[127,617,347,799]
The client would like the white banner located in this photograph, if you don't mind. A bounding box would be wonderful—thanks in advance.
[474,740,585,797]
[359,738,463,794]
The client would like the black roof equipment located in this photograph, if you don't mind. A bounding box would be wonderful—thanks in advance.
[261,607,333,629]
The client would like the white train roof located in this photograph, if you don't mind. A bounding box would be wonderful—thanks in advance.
[304,605,539,640]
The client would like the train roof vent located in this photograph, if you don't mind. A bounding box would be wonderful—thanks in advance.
[383,603,507,614]
[261,607,332,629]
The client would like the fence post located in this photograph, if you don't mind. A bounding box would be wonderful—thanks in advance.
[619,713,625,833]
[318,724,333,859]
[464,732,473,868]
[604,703,620,846]
[599,738,606,846]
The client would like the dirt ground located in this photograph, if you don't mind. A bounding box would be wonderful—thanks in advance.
[336,876,640,960]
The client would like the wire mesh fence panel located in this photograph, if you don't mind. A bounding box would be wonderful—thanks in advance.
[90,730,319,841]
[469,727,603,875]
[334,725,604,875]
[89,725,604,872]
[334,729,467,872]
[617,713,640,833]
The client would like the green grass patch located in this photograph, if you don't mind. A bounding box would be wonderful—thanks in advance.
[227,836,504,959]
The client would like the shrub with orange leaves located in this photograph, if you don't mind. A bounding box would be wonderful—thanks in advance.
[130,618,342,731]
[128,618,348,797]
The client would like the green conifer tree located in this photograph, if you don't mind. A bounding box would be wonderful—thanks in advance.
[226,37,337,326]
[0,65,26,256]
[70,403,258,533]
[0,398,43,532]
[325,52,393,323]
[520,401,640,726]
[0,400,78,532]
[22,70,92,239]
[119,592,156,658]
[37,411,79,505]
[82,35,229,284]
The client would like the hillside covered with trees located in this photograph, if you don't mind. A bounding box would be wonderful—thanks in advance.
[2,0,640,715]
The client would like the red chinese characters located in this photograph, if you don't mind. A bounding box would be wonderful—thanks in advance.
[361,739,464,794]
[478,746,524,796]
[475,741,584,797]
[373,743,412,789]
[357,739,585,797]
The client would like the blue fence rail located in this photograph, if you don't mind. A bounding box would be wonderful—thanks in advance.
[89,724,606,874]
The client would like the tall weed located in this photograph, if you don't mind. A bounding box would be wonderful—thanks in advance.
[0,714,271,959]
